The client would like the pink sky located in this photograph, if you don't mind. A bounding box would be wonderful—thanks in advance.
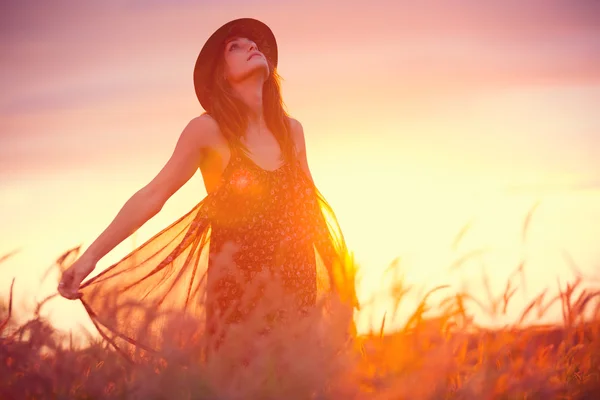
[2,0,599,180]
[1,0,599,333]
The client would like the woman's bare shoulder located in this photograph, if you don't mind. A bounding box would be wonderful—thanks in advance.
[287,116,302,131]
[182,113,225,150]
[287,117,306,151]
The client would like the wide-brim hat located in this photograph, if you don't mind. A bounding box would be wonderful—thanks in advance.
[193,18,278,112]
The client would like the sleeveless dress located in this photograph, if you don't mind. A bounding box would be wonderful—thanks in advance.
[78,144,358,360]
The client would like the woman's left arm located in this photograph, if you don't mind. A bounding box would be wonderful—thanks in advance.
[289,118,359,310]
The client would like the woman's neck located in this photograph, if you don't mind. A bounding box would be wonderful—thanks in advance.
[230,77,264,123]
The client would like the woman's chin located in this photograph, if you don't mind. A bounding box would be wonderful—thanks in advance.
[242,64,270,81]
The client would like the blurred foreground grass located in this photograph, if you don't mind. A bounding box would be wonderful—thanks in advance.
[1,238,599,399]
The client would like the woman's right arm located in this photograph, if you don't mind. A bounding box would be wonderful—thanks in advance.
[81,116,214,263]
[58,115,216,299]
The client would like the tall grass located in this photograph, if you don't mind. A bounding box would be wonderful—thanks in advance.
[1,218,599,399]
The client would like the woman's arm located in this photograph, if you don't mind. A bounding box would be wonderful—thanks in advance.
[81,116,213,263]
[289,118,359,310]
[58,115,215,299]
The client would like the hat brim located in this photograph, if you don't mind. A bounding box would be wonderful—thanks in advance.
[193,18,278,112]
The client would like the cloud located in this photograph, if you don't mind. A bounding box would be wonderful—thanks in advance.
[1,0,599,116]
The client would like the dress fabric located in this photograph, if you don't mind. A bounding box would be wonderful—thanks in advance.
[78,145,358,358]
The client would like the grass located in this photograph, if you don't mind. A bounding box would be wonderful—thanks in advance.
[1,215,599,399]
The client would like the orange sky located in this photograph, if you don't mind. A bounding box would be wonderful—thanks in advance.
[1,0,600,335]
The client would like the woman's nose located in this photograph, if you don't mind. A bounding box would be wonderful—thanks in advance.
[248,42,257,52]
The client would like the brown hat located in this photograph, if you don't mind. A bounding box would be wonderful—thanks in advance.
[193,18,278,112]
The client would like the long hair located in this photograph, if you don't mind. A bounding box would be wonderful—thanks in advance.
[206,44,295,162]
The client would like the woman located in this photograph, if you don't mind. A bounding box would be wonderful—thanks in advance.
[58,18,358,358]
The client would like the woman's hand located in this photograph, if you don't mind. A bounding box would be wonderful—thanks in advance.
[57,255,96,300]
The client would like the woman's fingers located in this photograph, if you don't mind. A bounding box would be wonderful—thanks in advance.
[58,267,82,300]
[58,284,82,300]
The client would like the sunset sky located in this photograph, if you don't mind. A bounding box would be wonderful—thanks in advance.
[1,0,599,335]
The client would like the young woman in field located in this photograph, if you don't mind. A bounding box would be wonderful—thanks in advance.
[57,18,358,357]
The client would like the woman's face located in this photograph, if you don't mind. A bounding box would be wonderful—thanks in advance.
[222,36,269,84]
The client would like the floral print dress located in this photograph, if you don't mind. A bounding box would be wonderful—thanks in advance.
[78,144,357,358]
